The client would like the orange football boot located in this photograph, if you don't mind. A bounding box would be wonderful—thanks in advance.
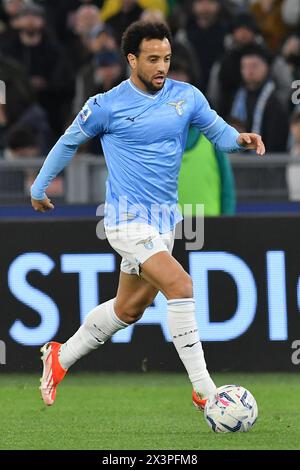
[39,342,67,406]
[192,389,207,411]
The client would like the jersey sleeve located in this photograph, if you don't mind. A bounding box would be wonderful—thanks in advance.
[190,86,243,153]
[30,94,110,200]
[75,94,110,138]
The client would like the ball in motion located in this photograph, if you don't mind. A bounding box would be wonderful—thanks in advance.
[204,385,258,433]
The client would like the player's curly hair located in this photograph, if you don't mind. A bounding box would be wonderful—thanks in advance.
[121,21,172,60]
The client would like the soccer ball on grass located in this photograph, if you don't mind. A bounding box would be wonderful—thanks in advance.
[204,384,258,433]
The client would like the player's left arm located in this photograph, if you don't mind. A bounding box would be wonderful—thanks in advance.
[190,86,265,156]
[236,133,265,155]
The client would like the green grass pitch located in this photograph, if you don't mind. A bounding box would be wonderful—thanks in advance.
[0,373,299,450]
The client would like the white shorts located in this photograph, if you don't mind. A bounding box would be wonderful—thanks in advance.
[105,222,175,275]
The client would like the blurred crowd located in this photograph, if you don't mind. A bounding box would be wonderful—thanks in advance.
[1,0,300,161]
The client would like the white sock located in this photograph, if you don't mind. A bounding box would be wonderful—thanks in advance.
[167,298,217,398]
[59,298,128,369]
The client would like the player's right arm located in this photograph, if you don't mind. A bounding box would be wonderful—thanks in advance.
[31,95,109,212]
[31,121,89,212]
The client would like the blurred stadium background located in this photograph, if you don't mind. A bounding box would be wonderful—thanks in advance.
[1,0,300,450]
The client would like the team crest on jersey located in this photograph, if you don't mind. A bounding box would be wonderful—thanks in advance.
[167,100,185,116]
[79,104,92,124]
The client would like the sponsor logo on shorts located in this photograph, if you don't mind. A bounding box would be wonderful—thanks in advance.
[136,236,154,250]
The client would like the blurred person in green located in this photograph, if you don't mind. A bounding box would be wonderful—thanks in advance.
[169,61,236,216]
[179,127,236,216]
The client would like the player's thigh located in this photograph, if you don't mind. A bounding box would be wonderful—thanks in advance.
[114,271,158,318]
[140,251,193,300]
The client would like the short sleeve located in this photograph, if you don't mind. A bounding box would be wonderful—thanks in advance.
[76,94,110,138]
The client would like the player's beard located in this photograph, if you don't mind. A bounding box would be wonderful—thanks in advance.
[137,70,165,93]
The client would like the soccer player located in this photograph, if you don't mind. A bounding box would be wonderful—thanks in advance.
[31,21,265,408]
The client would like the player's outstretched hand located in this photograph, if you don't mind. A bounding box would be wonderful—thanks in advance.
[237,133,265,156]
[31,196,54,213]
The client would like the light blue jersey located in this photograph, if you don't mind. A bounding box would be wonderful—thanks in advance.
[31,78,243,232]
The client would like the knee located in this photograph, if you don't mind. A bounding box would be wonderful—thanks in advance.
[165,272,193,300]
[120,307,144,324]
[115,296,153,324]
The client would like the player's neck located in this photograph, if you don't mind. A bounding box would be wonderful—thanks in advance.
[129,76,160,96]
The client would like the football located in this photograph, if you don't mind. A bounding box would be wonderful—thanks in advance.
[204,385,258,433]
